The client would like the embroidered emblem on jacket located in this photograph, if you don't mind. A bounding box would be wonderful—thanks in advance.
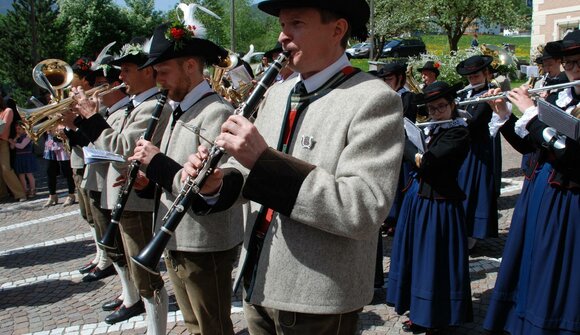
[301,135,315,150]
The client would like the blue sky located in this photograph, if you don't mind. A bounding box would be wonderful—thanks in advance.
[113,0,179,12]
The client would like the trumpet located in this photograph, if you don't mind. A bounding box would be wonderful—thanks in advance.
[131,51,292,275]
[17,83,126,141]
[457,80,580,107]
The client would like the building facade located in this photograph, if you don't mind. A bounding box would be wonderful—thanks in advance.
[531,0,580,58]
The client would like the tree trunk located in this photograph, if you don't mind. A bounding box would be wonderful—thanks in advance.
[448,33,462,52]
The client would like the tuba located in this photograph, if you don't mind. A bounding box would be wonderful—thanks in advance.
[211,53,238,98]
[406,65,429,123]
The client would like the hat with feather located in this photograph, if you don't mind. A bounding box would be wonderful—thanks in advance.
[140,2,228,69]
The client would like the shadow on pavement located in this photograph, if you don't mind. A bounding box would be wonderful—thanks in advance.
[0,279,105,308]
[0,240,93,268]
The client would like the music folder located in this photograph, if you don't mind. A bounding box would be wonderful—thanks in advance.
[83,147,126,165]
[537,99,579,141]
[404,117,426,153]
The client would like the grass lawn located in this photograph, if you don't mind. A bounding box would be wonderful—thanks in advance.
[422,34,531,61]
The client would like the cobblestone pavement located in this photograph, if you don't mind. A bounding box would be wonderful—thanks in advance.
[0,140,523,335]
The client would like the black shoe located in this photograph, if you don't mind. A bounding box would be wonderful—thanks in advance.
[102,298,123,311]
[104,301,145,324]
[82,265,116,282]
[78,262,97,274]
[402,320,428,334]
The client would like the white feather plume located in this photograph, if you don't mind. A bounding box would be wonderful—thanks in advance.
[90,41,116,70]
[241,44,255,64]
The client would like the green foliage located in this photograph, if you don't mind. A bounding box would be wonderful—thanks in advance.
[122,0,164,38]
[424,0,528,51]
[56,0,130,61]
[0,0,65,104]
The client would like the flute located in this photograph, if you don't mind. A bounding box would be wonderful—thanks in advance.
[457,80,580,106]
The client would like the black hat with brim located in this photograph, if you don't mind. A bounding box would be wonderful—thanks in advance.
[264,42,283,60]
[456,55,494,75]
[414,81,463,105]
[139,23,228,69]
[109,37,150,67]
[545,30,580,57]
[418,61,440,76]
[377,63,406,77]
[257,0,370,41]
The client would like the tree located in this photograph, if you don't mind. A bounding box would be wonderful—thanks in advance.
[122,0,164,39]
[56,0,130,61]
[372,0,427,59]
[0,0,65,104]
[425,0,529,51]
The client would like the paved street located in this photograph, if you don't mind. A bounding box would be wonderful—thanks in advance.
[0,139,523,335]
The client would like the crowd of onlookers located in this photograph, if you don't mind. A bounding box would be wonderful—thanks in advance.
[0,92,76,207]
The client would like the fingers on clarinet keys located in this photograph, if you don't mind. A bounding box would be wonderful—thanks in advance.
[102,298,123,311]
[104,301,145,325]
[81,264,116,282]
[78,262,97,274]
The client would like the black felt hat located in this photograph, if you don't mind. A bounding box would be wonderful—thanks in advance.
[414,81,463,105]
[257,0,370,41]
[264,42,283,60]
[456,55,494,75]
[109,37,149,67]
[418,61,440,76]
[139,23,228,69]
[377,63,406,77]
[545,30,580,57]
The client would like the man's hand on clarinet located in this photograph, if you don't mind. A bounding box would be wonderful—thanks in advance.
[215,115,268,169]
[113,170,149,190]
[182,145,224,196]
[129,139,160,166]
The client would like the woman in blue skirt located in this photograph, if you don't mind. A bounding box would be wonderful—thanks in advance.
[483,30,580,335]
[455,56,499,248]
[386,82,473,334]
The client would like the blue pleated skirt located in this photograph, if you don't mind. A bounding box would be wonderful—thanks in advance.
[387,178,473,328]
[458,140,498,239]
[386,162,413,223]
[484,162,580,334]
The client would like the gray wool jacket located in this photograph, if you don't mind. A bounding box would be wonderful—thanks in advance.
[79,90,171,212]
[226,70,405,314]
[146,92,243,252]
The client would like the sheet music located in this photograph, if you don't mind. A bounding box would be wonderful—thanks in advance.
[83,147,126,165]
[404,117,425,153]
[537,100,579,141]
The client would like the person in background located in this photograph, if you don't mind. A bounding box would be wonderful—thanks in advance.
[0,96,26,202]
[8,121,37,198]
[418,61,440,87]
[471,32,479,48]
[42,130,75,207]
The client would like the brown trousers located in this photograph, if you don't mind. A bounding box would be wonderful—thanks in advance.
[164,247,238,335]
[73,169,93,226]
[244,302,361,335]
[118,210,164,298]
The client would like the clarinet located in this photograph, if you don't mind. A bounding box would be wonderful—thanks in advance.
[98,90,169,250]
[132,51,291,274]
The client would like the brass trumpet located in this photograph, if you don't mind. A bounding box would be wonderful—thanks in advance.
[17,83,126,141]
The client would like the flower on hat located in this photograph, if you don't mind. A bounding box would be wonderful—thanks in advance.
[75,58,92,71]
[165,21,199,50]
[434,61,441,69]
